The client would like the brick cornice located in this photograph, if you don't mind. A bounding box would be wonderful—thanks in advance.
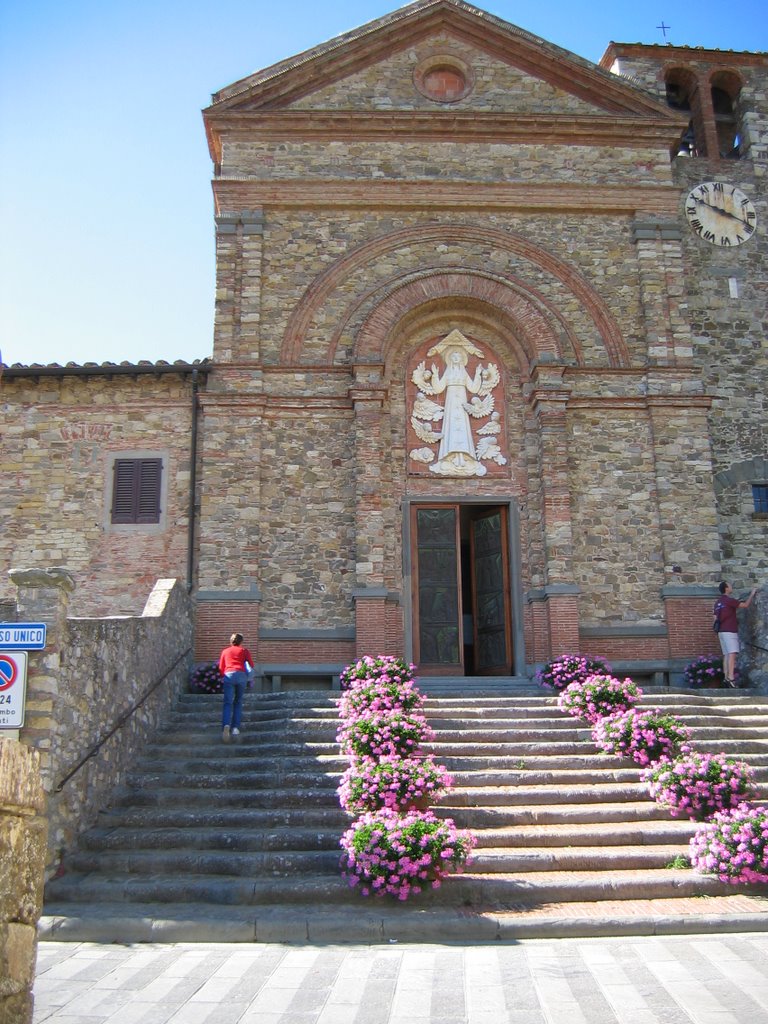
[207,111,685,162]
[600,42,768,71]
[213,180,680,216]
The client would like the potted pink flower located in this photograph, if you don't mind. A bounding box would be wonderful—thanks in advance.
[592,708,690,766]
[338,657,425,720]
[336,709,435,760]
[644,751,755,820]
[338,755,454,814]
[340,807,476,900]
[536,654,612,692]
[557,673,641,723]
[689,804,768,884]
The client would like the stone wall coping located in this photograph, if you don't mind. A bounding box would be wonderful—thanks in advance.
[197,589,262,602]
[661,585,720,598]
[580,624,668,637]
[8,567,76,592]
[259,627,355,640]
[527,585,581,601]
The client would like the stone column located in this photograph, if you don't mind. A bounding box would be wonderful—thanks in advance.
[528,366,580,657]
[8,568,74,790]
[350,365,388,657]
[212,210,264,364]
[631,221,692,367]
[0,739,47,1024]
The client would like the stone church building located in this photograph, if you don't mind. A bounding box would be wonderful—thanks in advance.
[2,0,766,686]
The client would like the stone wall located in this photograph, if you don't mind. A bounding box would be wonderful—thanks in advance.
[0,740,47,1024]
[8,569,193,869]
[743,586,768,692]
[0,370,199,617]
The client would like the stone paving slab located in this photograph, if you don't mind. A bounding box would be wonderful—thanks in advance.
[33,932,768,1023]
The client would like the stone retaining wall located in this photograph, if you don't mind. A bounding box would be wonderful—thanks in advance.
[7,569,193,871]
[0,739,47,1024]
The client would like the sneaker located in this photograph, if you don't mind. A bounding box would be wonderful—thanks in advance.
[231,728,240,737]
[222,726,231,742]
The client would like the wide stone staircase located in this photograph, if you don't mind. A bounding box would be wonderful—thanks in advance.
[40,686,768,942]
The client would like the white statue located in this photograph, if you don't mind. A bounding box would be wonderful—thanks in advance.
[409,329,504,476]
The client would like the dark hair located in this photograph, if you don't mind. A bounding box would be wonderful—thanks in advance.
[230,632,243,645]
[718,582,728,594]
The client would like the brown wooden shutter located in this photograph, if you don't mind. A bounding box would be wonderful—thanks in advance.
[111,458,162,524]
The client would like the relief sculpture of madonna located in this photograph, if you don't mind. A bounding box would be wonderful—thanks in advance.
[409,329,506,477]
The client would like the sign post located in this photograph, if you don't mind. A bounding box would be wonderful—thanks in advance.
[0,650,28,728]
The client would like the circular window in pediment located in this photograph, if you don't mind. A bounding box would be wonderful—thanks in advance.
[414,54,474,103]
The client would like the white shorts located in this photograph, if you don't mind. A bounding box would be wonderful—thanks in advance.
[719,631,740,656]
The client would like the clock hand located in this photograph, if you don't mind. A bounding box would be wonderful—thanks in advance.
[693,197,750,227]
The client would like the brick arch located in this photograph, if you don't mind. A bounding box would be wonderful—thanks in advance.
[352,269,581,367]
[280,224,629,367]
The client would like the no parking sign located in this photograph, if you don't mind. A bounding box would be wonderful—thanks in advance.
[0,651,28,728]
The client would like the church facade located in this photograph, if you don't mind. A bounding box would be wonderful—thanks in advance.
[3,0,766,685]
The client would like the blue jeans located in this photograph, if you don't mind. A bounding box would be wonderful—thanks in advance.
[222,671,247,729]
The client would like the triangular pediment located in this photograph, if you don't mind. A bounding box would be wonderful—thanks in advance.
[205,0,680,122]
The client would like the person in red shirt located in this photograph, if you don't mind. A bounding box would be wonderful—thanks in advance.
[713,582,758,687]
[218,632,255,742]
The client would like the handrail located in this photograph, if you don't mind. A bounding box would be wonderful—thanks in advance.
[53,646,191,794]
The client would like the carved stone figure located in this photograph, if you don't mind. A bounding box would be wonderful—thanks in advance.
[409,329,505,477]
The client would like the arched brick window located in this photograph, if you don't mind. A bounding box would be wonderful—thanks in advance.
[711,71,743,159]
[665,67,700,156]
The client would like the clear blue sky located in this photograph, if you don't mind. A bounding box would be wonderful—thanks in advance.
[1,0,766,367]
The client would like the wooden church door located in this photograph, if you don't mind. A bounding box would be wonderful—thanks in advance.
[411,504,512,675]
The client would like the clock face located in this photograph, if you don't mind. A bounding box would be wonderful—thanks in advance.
[685,182,757,246]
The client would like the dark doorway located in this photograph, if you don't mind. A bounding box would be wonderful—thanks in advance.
[411,504,512,675]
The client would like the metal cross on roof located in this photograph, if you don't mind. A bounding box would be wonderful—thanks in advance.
[656,21,671,41]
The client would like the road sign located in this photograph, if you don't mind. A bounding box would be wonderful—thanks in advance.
[0,623,47,650]
[0,651,28,728]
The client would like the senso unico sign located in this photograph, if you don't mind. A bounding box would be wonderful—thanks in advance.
[0,623,47,650]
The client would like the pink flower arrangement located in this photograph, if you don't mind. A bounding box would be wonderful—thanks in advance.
[338,755,454,815]
[689,804,768,884]
[336,709,434,760]
[536,654,612,692]
[340,655,417,691]
[644,751,756,820]
[592,708,690,766]
[338,658,425,720]
[340,807,476,899]
[557,673,642,723]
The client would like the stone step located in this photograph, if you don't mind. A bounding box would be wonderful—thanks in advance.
[79,825,344,853]
[57,841,691,881]
[44,866,751,909]
[438,801,692,826]
[40,896,768,944]
[77,818,696,854]
[471,820,697,846]
[123,770,341,791]
[95,806,349,830]
[41,687,768,944]
[111,787,341,810]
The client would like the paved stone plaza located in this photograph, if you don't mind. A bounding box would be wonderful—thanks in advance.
[33,934,768,1023]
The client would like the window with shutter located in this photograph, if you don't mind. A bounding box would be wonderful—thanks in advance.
[111,458,162,524]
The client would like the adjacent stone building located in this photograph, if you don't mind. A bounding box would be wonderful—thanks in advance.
[2,0,766,686]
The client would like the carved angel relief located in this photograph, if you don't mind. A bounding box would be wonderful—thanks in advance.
[408,330,507,477]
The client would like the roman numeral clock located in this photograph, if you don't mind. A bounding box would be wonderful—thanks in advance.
[685,181,757,246]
